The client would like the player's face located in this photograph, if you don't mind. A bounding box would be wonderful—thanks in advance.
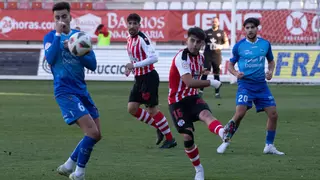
[212,18,219,29]
[127,20,140,36]
[244,23,258,40]
[54,9,71,33]
[187,35,204,55]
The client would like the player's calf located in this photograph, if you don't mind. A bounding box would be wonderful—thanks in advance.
[74,115,101,177]
[198,110,224,139]
[181,129,204,180]
[128,103,158,128]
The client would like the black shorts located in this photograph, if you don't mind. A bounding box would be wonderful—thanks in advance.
[129,70,159,107]
[204,52,222,74]
[169,95,211,133]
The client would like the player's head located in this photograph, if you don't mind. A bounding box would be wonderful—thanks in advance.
[212,17,219,29]
[186,27,206,55]
[52,2,72,33]
[243,17,260,41]
[127,13,141,37]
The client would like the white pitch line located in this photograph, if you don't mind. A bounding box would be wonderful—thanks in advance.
[0,92,51,97]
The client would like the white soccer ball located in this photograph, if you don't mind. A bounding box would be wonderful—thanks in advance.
[68,32,92,57]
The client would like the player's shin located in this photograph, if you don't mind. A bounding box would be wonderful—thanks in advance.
[134,108,157,128]
[64,139,83,170]
[75,136,97,176]
[153,111,173,141]
[208,119,224,139]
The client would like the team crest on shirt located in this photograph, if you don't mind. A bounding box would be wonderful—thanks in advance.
[177,119,185,127]
[260,49,265,53]
[181,61,189,69]
[217,33,221,37]
[45,42,51,50]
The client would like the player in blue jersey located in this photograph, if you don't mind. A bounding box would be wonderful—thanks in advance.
[43,2,101,180]
[217,18,285,155]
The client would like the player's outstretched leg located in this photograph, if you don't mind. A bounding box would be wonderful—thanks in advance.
[182,129,204,180]
[68,114,101,180]
[147,108,177,148]
[198,110,225,140]
[263,106,285,155]
[217,105,247,154]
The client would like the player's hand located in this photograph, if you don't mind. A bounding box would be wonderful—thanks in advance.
[236,71,244,79]
[55,21,65,34]
[125,68,131,77]
[126,63,134,70]
[201,68,210,75]
[266,70,273,80]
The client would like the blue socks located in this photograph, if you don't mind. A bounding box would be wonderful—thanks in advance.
[266,130,276,145]
[77,136,97,168]
[70,139,83,162]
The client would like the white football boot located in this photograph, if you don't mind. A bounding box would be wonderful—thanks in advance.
[263,144,285,155]
[57,164,73,177]
[194,165,204,180]
[69,172,85,180]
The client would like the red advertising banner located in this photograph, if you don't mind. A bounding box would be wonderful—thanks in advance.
[0,10,318,44]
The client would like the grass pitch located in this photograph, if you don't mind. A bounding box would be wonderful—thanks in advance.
[0,80,319,180]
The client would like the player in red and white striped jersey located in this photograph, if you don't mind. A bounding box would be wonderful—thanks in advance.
[168,27,225,180]
[124,13,177,149]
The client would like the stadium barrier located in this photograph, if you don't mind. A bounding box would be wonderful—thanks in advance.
[0,45,319,84]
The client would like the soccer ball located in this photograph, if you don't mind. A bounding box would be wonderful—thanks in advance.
[68,32,92,56]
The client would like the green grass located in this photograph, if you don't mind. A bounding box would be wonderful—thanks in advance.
[0,80,319,180]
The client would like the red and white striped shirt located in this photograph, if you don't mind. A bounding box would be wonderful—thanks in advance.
[126,32,156,76]
[168,49,205,104]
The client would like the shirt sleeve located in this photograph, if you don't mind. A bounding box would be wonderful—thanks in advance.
[230,43,240,63]
[266,42,274,62]
[43,32,60,65]
[133,36,158,68]
[175,53,191,76]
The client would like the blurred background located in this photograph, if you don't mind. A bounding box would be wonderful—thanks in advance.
[0,0,319,83]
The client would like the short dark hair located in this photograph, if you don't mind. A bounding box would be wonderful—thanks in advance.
[127,13,141,23]
[52,2,70,12]
[243,17,260,27]
[188,27,206,41]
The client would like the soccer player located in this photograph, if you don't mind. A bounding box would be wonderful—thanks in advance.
[43,2,101,180]
[168,27,224,180]
[125,13,177,148]
[200,17,229,98]
[217,17,285,155]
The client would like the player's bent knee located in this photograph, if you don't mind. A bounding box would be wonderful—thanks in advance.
[269,111,278,121]
[127,103,139,116]
[179,129,194,148]
[88,129,101,142]
[146,106,159,116]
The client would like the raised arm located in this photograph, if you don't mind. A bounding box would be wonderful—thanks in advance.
[79,50,97,71]
[43,32,61,65]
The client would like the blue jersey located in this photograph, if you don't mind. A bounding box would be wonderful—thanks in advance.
[230,38,274,89]
[43,29,97,97]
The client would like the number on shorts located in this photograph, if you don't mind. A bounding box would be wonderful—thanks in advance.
[78,103,85,112]
[238,95,248,102]
[173,108,183,120]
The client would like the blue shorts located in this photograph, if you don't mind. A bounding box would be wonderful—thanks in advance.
[236,85,276,112]
[55,93,99,125]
